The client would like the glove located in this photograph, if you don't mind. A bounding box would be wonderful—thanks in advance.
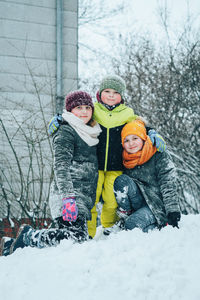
[148,129,166,152]
[167,212,181,228]
[62,197,78,222]
[48,114,62,135]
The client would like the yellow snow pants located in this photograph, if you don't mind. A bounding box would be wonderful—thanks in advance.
[87,170,123,238]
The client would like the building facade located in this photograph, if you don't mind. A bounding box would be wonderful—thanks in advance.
[0,0,78,225]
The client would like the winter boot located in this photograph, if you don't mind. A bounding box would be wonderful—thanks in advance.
[0,237,15,256]
[10,224,33,254]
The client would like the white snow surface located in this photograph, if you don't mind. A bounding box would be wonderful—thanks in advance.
[0,214,200,300]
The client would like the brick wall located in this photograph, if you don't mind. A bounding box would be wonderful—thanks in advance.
[0,218,52,239]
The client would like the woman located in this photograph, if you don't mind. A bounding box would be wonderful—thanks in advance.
[1,91,101,256]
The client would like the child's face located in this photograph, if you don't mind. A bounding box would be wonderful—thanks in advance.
[101,88,122,106]
[123,134,144,154]
[71,105,93,124]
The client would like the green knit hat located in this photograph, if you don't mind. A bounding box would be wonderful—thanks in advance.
[99,75,126,98]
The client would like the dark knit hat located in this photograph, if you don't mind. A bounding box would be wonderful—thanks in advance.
[99,75,126,98]
[65,91,94,112]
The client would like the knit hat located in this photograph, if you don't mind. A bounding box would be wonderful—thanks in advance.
[99,75,126,99]
[65,91,94,112]
[121,120,147,146]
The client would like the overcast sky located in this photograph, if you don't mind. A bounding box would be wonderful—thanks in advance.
[80,0,200,45]
[127,0,199,28]
[79,0,200,82]
[125,0,200,40]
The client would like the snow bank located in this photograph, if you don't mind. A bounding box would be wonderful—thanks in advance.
[0,214,200,300]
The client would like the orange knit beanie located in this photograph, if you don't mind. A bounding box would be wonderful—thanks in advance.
[121,120,147,146]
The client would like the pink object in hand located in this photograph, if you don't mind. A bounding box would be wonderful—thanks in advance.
[62,197,78,222]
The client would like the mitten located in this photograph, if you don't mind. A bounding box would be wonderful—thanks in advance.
[167,212,181,228]
[148,129,166,152]
[62,197,78,222]
[48,114,62,135]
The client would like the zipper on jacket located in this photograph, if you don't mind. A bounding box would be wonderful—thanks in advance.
[104,128,110,171]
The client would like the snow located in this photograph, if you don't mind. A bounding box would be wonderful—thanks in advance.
[0,214,200,300]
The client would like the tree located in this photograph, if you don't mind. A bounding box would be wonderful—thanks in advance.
[0,59,55,229]
[109,30,200,213]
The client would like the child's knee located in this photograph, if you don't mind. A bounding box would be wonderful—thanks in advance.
[114,174,130,189]
[114,175,129,201]
[114,174,138,195]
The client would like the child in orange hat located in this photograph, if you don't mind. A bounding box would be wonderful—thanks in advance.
[114,120,181,232]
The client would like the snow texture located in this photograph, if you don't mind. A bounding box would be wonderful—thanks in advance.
[0,214,200,300]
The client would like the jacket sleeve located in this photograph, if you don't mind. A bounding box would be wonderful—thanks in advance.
[52,125,75,198]
[155,151,180,215]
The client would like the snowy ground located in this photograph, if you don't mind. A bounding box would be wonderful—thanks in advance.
[0,214,200,300]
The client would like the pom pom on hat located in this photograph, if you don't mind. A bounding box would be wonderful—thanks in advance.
[99,75,126,98]
[65,91,94,112]
[121,120,147,146]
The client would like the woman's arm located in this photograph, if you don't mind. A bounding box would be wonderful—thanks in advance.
[53,125,75,197]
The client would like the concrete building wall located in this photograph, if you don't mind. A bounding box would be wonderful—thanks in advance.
[0,0,78,107]
[0,0,78,219]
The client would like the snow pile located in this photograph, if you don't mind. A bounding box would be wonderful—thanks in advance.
[0,214,200,300]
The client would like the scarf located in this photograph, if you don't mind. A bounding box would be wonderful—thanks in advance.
[62,110,102,146]
[123,136,157,169]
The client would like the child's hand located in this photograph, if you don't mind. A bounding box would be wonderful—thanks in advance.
[48,114,62,135]
[148,130,166,152]
[62,197,78,222]
[167,212,181,228]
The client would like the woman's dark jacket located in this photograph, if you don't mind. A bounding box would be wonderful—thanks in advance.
[49,122,98,220]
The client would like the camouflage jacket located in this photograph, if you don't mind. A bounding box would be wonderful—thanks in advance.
[124,151,180,226]
[49,122,98,220]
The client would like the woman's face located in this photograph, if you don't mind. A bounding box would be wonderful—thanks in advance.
[123,134,144,154]
[101,88,122,106]
[71,105,93,124]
